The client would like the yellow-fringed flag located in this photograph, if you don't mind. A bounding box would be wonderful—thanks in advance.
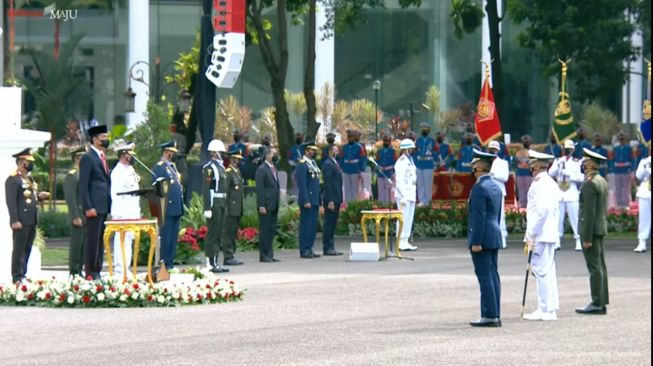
[640,60,651,145]
[474,64,502,146]
[552,59,576,143]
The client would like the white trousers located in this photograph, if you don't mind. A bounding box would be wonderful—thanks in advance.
[531,242,559,313]
[558,200,579,239]
[113,231,134,276]
[499,199,507,244]
[396,201,416,247]
[639,197,651,240]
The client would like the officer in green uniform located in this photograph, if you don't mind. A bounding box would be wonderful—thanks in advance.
[576,147,610,315]
[222,151,245,266]
[202,139,229,273]
[5,148,48,283]
[63,147,86,276]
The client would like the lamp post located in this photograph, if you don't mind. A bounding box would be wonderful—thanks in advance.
[125,60,191,114]
[373,79,381,140]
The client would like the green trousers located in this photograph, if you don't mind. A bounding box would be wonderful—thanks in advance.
[68,224,85,275]
[582,235,610,307]
[222,215,240,260]
[205,202,225,259]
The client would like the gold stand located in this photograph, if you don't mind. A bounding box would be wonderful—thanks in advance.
[360,210,411,260]
[103,219,159,284]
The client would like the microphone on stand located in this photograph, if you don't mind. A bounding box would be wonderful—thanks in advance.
[368,157,393,185]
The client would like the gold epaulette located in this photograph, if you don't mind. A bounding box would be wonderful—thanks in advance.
[226,167,233,172]
[10,171,18,177]
[68,169,77,174]
[157,161,164,166]
[298,158,306,163]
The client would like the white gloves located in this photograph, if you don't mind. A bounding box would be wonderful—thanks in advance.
[203,210,212,219]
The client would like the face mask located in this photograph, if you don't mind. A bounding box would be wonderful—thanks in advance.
[421,131,429,137]
[272,154,280,164]
[295,138,303,144]
[128,157,135,165]
[565,149,573,156]
[550,139,557,144]
[170,153,177,162]
[523,143,530,149]
[327,138,335,144]
[466,139,473,145]
[436,137,443,143]
[383,142,390,148]
[100,139,110,148]
[234,136,240,142]
[25,162,34,172]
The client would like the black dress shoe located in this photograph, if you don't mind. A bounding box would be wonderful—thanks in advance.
[224,258,244,266]
[210,266,230,273]
[469,318,502,327]
[311,252,321,258]
[271,258,281,262]
[260,258,274,263]
[323,250,343,256]
[575,304,607,315]
[300,253,315,259]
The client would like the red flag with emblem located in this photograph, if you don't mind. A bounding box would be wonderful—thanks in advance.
[474,78,502,146]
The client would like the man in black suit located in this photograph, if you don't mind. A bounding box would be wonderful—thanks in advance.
[255,147,281,262]
[5,148,48,283]
[321,144,344,256]
[78,125,111,279]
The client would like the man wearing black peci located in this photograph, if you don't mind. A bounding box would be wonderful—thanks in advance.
[321,144,344,256]
[78,125,111,280]
[255,147,281,262]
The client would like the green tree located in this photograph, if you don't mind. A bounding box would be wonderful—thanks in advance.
[508,0,647,103]
[22,33,91,210]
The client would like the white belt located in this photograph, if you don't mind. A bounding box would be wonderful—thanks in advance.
[211,192,226,199]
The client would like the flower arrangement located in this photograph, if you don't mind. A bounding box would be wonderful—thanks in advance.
[0,275,244,308]
[177,226,208,264]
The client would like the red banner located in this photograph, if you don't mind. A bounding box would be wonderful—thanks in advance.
[431,172,515,204]
[474,79,502,146]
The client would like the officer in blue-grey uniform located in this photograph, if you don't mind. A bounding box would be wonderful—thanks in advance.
[435,132,454,172]
[227,129,248,168]
[573,127,592,160]
[468,148,503,327]
[414,122,438,205]
[634,140,650,169]
[457,133,476,173]
[591,134,610,177]
[544,132,563,158]
[296,141,322,258]
[612,131,634,210]
[376,133,397,203]
[152,141,184,270]
[340,130,366,203]
[288,132,305,196]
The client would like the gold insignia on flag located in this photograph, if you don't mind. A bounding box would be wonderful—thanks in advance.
[477,98,495,122]
[644,100,651,120]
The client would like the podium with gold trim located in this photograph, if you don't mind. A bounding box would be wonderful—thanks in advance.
[103,219,159,284]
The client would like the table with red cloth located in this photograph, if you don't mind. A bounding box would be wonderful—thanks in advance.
[431,172,516,204]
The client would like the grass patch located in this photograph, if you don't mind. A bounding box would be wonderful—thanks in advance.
[41,248,68,267]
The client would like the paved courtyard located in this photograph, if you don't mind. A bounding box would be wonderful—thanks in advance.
[0,237,650,365]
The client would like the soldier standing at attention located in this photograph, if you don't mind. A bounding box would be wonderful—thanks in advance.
[573,127,592,160]
[634,145,651,253]
[394,139,418,251]
[467,148,503,328]
[488,141,510,249]
[612,132,634,210]
[340,130,366,203]
[414,122,438,206]
[5,149,48,283]
[63,148,86,276]
[296,141,322,258]
[152,141,184,271]
[457,133,476,173]
[523,151,561,321]
[376,134,397,203]
[222,151,245,266]
[435,132,454,172]
[321,144,344,256]
[514,135,533,208]
[202,139,230,273]
[575,148,610,315]
[320,132,337,168]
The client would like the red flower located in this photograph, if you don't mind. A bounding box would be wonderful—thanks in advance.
[45,292,52,300]
[73,285,80,292]
[96,285,104,292]
[27,293,34,301]
[186,227,195,236]
[147,295,154,302]
[59,293,66,302]
[132,283,140,290]
[82,295,91,304]
[20,285,27,292]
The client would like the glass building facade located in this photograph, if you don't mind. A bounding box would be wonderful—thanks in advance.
[6,0,632,143]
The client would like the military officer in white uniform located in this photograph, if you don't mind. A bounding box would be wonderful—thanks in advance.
[634,147,651,253]
[488,140,510,248]
[394,139,418,251]
[548,139,584,250]
[109,141,141,276]
[523,150,561,321]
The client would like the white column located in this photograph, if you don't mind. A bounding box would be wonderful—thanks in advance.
[622,12,643,125]
[481,0,501,86]
[127,0,150,129]
[0,87,51,284]
[315,3,334,137]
